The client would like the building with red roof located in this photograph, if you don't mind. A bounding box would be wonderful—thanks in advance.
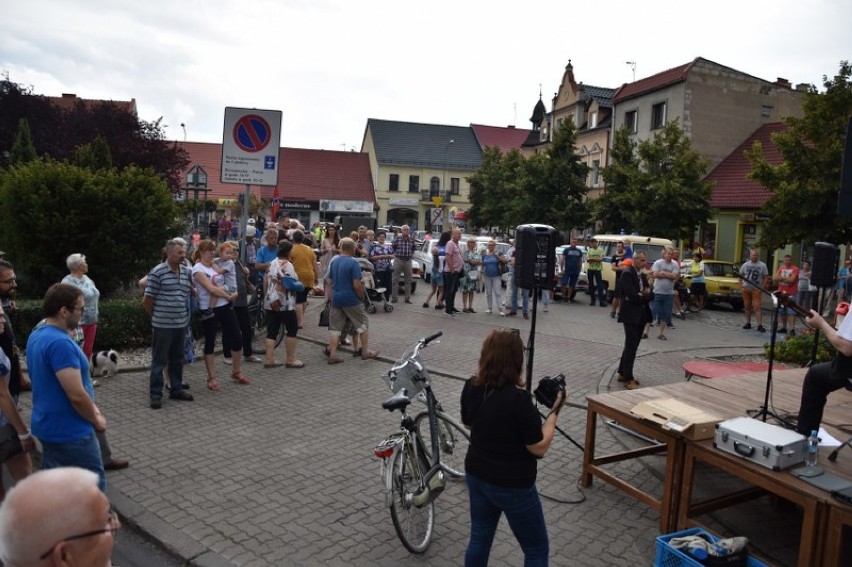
[46,93,138,115]
[177,142,376,227]
[470,124,532,154]
[703,123,787,262]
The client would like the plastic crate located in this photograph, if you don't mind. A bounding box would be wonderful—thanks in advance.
[654,528,768,567]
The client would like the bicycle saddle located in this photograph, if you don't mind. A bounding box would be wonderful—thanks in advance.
[382,389,411,411]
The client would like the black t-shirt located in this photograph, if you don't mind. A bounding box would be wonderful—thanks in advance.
[461,379,543,487]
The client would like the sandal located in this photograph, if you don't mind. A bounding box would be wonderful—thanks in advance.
[361,350,379,360]
[264,362,284,368]
[352,348,363,358]
[207,377,219,391]
[323,346,331,357]
[231,371,250,385]
[327,356,344,364]
[286,361,305,368]
[422,302,429,308]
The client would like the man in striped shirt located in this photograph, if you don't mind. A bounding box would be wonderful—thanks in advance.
[143,239,194,409]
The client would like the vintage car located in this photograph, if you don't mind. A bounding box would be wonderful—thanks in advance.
[680,259,743,310]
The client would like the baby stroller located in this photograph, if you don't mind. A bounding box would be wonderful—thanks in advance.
[356,257,393,313]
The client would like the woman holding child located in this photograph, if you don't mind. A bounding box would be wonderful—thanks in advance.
[192,240,250,390]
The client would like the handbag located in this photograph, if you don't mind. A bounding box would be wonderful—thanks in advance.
[0,424,23,463]
[184,326,196,364]
[319,303,330,327]
[468,269,480,281]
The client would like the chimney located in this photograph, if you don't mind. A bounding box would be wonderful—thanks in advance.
[61,93,77,98]
[774,78,791,89]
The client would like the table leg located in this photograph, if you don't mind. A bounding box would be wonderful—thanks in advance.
[581,403,598,487]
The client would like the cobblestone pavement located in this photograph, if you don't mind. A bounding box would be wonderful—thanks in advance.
[22,289,793,566]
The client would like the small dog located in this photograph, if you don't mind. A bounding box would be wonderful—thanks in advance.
[90,349,120,378]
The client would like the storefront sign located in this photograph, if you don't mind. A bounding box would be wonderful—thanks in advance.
[389,198,419,207]
[320,200,374,213]
[282,201,318,211]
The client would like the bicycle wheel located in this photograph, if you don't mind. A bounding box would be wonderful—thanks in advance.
[415,411,470,480]
[275,318,286,348]
[389,445,434,554]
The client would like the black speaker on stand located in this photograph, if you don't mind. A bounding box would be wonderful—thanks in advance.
[515,224,583,453]
[808,242,838,366]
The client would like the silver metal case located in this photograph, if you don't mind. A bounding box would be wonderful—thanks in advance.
[714,417,806,470]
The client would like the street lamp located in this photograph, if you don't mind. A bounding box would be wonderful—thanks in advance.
[185,164,209,230]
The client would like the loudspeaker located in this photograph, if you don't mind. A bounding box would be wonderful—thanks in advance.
[811,242,838,288]
[839,116,852,219]
[514,224,558,289]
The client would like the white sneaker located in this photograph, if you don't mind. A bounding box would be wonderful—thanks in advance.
[486,309,492,314]
[244,355,263,363]
[223,358,233,366]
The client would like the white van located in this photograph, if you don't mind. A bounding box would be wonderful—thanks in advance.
[584,235,674,300]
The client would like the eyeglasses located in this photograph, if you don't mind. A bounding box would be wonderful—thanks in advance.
[0,278,16,284]
[39,509,121,559]
[67,305,85,314]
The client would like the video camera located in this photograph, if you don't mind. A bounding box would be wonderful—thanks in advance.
[533,374,567,409]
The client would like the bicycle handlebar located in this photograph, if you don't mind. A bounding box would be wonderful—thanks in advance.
[423,331,443,345]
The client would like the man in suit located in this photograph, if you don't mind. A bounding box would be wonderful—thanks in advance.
[616,251,650,390]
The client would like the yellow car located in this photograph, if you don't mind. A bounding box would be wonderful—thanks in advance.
[680,260,744,310]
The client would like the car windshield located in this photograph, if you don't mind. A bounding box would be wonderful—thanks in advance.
[705,263,740,278]
[633,243,667,261]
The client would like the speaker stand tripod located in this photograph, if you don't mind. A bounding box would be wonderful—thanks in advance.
[746,290,795,426]
[523,284,584,453]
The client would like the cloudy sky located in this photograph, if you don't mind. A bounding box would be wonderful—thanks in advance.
[3,0,850,151]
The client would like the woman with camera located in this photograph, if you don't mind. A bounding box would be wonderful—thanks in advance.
[460,328,565,567]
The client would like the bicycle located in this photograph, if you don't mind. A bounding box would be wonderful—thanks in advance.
[373,331,471,553]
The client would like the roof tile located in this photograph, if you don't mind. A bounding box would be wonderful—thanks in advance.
[470,124,533,153]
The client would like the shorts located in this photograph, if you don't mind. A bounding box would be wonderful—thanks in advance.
[294,289,308,304]
[431,270,444,287]
[560,271,580,288]
[266,309,298,340]
[689,282,706,298]
[779,306,796,316]
[741,288,762,311]
[329,304,368,336]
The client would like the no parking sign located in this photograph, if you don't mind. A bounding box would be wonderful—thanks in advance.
[221,107,282,186]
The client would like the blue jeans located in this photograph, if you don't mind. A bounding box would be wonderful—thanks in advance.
[510,278,529,314]
[41,432,106,491]
[465,473,549,567]
[652,293,674,325]
[149,326,186,400]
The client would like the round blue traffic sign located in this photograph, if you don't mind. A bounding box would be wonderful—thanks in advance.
[233,114,272,153]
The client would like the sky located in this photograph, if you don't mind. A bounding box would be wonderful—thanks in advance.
[2,0,850,152]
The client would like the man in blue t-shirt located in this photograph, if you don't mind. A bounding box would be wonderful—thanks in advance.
[559,238,584,303]
[26,283,108,490]
[255,228,280,282]
[324,238,379,364]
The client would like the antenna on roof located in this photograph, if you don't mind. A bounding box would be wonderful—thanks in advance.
[513,102,517,127]
[626,61,636,82]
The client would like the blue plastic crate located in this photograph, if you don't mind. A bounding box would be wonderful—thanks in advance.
[654,528,768,567]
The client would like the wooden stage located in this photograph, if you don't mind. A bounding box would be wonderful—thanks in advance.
[582,367,852,566]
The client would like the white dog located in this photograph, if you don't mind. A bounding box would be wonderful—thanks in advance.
[90,349,119,378]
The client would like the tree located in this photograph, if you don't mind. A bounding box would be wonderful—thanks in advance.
[0,159,181,296]
[594,126,640,233]
[527,120,589,230]
[74,135,113,171]
[468,146,506,229]
[593,121,712,240]
[0,78,189,191]
[747,61,852,249]
[10,118,37,165]
[631,120,713,240]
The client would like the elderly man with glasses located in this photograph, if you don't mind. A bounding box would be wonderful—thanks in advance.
[0,467,119,566]
[26,284,109,490]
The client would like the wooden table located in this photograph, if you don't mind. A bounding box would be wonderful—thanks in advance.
[683,359,786,381]
[581,382,752,532]
[823,498,852,567]
[677,438,827,566]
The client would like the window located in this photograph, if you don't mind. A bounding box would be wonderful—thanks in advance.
[408,175,420,193]
[429,176,440,197]
[451,177,460,195]
[591,160,600,187]
[389,173,399,192]
[651,102,666,130]
[624,110,637,133]
[590,111,598,129]
[761,105,773,118]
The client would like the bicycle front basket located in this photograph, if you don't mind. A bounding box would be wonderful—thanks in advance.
[382,358,425,397]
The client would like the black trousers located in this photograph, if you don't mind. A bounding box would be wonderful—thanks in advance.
[796,361,849,434]
[444,271,460,314]
[224,305,254,358]
[617,321,643,380]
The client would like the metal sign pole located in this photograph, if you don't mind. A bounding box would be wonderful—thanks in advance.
[240,184,251,264]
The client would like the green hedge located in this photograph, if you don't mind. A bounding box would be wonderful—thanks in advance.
[8,298,200,350]
[766,332,837,366]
